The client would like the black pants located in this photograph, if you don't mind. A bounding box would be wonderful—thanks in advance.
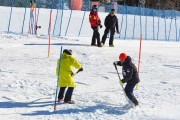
[58,87,74,102]
[125,82,138,106]
[101,28,115,45]
[91,26,101,46]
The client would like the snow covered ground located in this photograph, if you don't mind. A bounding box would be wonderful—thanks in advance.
[0,5,180,120]
[0,34,180,120]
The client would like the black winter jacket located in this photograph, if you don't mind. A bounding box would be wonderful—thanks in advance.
[116,56,140,84]
[104,14,119,31]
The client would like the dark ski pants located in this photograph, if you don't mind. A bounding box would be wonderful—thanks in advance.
[91,26,101,46]
[101,28,115,45]
[125,82,139,106]
[58,87,74,102]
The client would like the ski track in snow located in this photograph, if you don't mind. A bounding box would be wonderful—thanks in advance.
[0,34,180,120]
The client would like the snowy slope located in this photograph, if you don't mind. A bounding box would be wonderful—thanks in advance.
[0,6,180,120]
[0,34,180,120]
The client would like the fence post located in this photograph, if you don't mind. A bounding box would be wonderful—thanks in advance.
[59,0,64,36]
[124,5,127,40]
[53,9,58,35]
[36,0,40,26]
[139,5,142,39]
[132,7,137,40]
[78,11,86,37]
[152,8,155,40]
[8,0,14,33]
[168,10,173,41]
[145,7,147,40]
[164,9,167,41]
[174,10,177,42]
[119,5,124,38]
[157,6,160,40]
[65,0,74,36]
[22,0,29,34]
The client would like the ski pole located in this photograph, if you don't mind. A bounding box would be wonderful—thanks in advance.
[114,64,123,86]
[114,64,135,107]
[54,46,63,111]
[71,69,82,77]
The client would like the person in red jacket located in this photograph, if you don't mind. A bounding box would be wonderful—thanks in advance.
[89,5,102,47]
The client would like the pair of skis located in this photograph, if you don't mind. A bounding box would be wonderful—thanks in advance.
[114,64,135,108]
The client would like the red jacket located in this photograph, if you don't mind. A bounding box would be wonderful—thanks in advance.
[89,11,100,27]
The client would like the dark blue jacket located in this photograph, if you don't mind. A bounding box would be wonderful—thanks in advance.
[116,56,140,84]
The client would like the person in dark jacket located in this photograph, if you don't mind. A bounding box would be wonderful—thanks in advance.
[113,53,140,106]
[101,9,119,47]
[89,5,103,47]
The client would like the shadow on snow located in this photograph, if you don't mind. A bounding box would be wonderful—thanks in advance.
[21,103,129,116]
[24,43,91,47]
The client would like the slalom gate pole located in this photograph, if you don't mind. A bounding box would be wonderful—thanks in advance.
[78,11,86,37]
[22,0,29,34]
[8,0,14,33]
[168,10,173,41]
[137,34,142,89]
[48,0,54,57]
[48,9,52,57]
[65,0,74,36]
[54,46,63,111]
[136,4,143,89]
[164,9,167,41]
[174,10,177,42]
[59,0,64,36]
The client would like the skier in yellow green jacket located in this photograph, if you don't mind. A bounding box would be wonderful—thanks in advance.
[56,49,83,104]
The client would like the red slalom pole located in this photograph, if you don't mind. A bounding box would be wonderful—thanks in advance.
[136,34,142,89]
[138,34,142,73]
[48,9,52,57]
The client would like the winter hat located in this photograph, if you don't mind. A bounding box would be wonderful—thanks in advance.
[110,9,115,14]
[119,53,127,61]
[63,49,72,55]
[92,5,98,10]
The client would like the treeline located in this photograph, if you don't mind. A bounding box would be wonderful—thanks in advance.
[0,0,179,11]
[98,0,179,11]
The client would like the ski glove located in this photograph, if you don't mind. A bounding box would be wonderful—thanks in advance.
[78,67,83,72]
[121,79,126,83]
[119,80,123,86]
[113,61,118,66]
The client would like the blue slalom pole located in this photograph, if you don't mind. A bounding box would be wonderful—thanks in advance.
[124,5,127,40]
[119,5,125,38]
[78,11,86,37]
[54,46,63,111]
[152,8,155,40]
[139,6,142,39]
[157,6,160,40]
[48,0,54,35]
[53,9,58,35]
[164,9,167,41]
[65,0,74,36]
[145,7,147,40]
[36,0,40,25]
[59,0,64,36]
[132,7,137,39]
[178,29,180,41]
[22,0,29,34]
[174,10,177,42]
[168,10,173,41]
[8,0,14,33]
